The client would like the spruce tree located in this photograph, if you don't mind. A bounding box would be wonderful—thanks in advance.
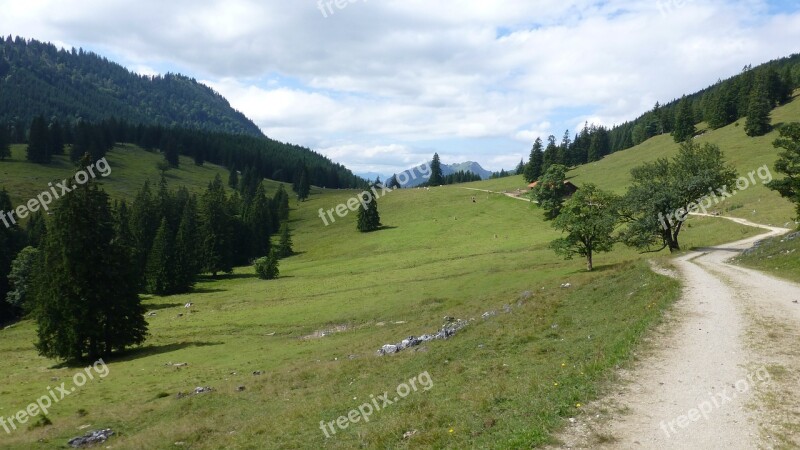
[0,126,10,160]
[145,218,174,295]
[244,184,273,258]
[429,153,444,186]
[228,166,239,189]
[173,197,199,291]
[273,184,290,222]
[254,251,280,280]
[745,82,772,137]
[672,96,696,143]
[357,193,381,232]
[200,174,233,277]
[293,163,310,201]
[49,120,64,155]
[524,138,544,183]
[34,157,146,360]
[277,223,293,258]
[26,115,50,163]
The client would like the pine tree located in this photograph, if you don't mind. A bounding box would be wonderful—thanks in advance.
[200,174,233,277]
[515,159,524,175]
[0,125,10,160]
[145,218,174,295]
[129,181,159,288]
[523,138,544,183]
[745,81,772,137]
[273,184,290,223]
[428,153,444,186]
[26,115,50,163]
[49,120,64,155]
[277,223,293,258]
[173,197,199,291]
[357,192,381,232]
[34,156,146,360]
[228,166,239,189]
[244,184,273,258]
[672,96,696,143]
[293,163,310,201]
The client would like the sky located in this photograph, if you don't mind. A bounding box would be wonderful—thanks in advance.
[1,0,800,178]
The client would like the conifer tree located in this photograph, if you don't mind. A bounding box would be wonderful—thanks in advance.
[244,184,273,258]
[228,166,239,190]
[34,156,146,360]
[277,223,293,258]
[26,115,50,163]
[0,125,10,160]
[145,218,174,295]
[200,174,233,277]
[524,138,544,183]
[672,96,696,143]
[273,184,290,222]
[428,153,444,186]
[357,192,381,232]
[173,197,200,291]
[745,80,772,137]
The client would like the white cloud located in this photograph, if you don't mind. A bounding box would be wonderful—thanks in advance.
[1,0,798,172]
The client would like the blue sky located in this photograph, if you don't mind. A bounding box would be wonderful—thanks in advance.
[1,0,799,178]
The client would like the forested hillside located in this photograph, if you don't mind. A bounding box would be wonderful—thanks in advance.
[0,36,261,136]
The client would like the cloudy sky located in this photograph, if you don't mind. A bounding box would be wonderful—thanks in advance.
[1,0,799,177]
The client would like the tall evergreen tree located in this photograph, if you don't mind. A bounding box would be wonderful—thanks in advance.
[273,184,290,223]
[26,115,50,163]
[145,218,174,295]
[672,96,696,143]
[200,174,233,277]
[33,157,146,360]
[129,181,160,288]
[357,193,381,232]
[277,223,293,258]
[173,197,200,291]
[244,184,274,258]
[766,123,800,223]
[428,153,444,186]
[523,138,544,183]
[745,80,772,137]
[0,125,10,160]
[293,163,310,201]
[49,120,64,155]
[228,166,239,190]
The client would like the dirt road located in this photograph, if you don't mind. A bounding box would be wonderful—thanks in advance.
[548,215,800,449]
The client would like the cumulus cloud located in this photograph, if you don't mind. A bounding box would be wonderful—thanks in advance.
[1,0,798,172]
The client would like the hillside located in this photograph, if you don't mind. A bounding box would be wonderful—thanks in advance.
[0,160,761,448]
[463,90,800,229]
[396,161,492,187]
[0,37,262,137]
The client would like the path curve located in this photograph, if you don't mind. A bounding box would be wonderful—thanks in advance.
[545,214,799,449]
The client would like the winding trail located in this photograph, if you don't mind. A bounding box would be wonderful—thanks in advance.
[548,214,800,449]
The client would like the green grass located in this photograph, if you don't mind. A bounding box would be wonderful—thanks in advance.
[0,99,797,448]
[463,90,800,227]
[732,231,800,283]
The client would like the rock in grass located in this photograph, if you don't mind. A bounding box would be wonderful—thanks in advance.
[68,428,114,448]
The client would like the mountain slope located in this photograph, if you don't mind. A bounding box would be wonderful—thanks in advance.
[396,160,492,187]
[0,36,261,136]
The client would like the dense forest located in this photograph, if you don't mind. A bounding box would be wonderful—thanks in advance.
[3,115,366,190]
[0,36,262,136]
[522,54,800,182]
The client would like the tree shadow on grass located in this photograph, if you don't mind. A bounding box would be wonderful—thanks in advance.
[187,287,226,294]
[49,341,224,368]
[198,273,258,282]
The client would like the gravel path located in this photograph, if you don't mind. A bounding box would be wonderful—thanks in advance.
[546,215,799,449]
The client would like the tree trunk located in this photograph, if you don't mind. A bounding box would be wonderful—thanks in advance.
[586,252,593,271]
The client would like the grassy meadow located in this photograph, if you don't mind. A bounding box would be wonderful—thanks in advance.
[0,95,797,448]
